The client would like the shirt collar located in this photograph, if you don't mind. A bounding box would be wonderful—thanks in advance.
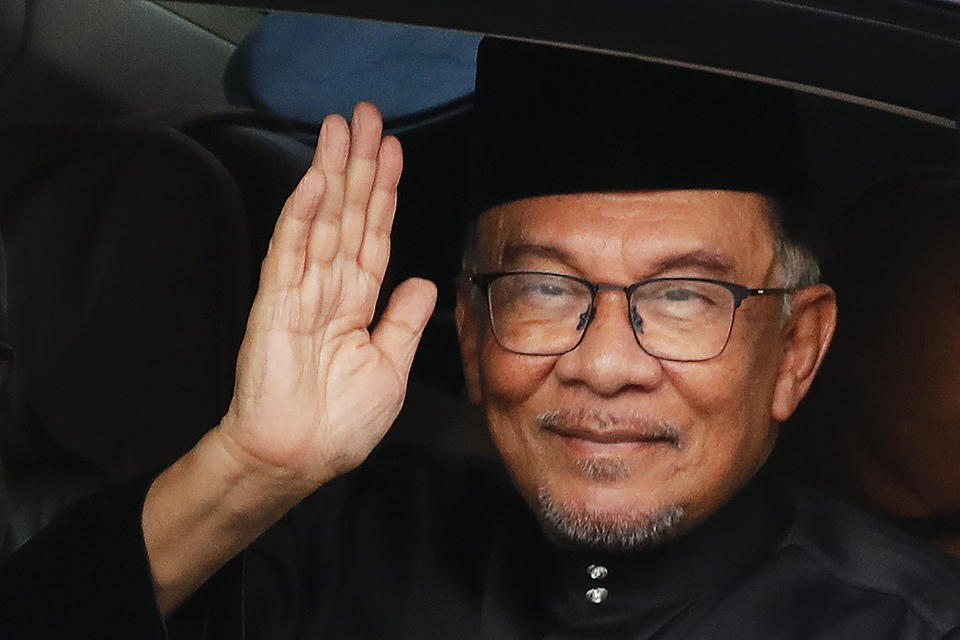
[481,470,791,636]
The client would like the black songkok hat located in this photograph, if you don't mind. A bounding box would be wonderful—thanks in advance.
[470,38,807,216]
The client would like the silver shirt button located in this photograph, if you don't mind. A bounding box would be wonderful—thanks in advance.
[587,564,608,580]
[585,586,609,604]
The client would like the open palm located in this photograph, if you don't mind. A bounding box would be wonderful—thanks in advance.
[217,103,437,491]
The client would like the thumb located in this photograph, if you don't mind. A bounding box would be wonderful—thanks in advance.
[370,277,437,377]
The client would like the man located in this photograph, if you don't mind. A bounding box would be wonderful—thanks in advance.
[3,39,960,639]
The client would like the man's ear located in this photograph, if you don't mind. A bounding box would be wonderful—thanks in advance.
[771,284,837,422]
[455,282,484,405]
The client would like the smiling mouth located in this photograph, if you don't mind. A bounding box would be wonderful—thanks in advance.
[550,427,679,447]
[536,409,682,448]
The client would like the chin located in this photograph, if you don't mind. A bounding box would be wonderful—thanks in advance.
[534,483,686,552]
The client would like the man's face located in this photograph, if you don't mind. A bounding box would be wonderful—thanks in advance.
[457,190,797,548]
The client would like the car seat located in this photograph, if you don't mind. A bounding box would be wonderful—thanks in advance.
[0,122,253,555]
[0,16,491,556]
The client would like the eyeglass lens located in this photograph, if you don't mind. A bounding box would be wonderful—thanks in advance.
[486,273,737,361]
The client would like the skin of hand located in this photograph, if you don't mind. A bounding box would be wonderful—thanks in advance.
[216,103,437,490]
[142,103,437,614]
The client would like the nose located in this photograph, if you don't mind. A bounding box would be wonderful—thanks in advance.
[553,289,664,395]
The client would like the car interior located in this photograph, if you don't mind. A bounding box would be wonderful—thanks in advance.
[0,0,958,561]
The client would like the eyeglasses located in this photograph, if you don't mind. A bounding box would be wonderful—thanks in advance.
[468,271,794,362]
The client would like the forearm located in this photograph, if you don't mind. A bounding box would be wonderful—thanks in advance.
[142,103,433,617]
[142,425,310,615]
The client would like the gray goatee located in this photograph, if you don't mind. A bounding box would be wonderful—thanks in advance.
[533,408,685,551]
[536,488,685,551]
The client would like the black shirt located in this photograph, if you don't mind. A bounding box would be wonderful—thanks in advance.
[4,445,960,639]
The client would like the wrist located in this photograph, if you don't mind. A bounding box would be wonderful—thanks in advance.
[206,418,319,508]
[143,427,311,614]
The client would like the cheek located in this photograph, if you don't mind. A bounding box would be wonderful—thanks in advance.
[478,336,556,408]
[665,326,781,483]
[666,359,765,435]
[477,337,560,502]
[479,336,553,445]
[665,362,779,520]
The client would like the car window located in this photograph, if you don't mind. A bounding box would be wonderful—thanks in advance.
[0,0,958,560]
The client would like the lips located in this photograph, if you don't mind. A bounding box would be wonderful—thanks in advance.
[547,425,678,446]
[536,409,682,448]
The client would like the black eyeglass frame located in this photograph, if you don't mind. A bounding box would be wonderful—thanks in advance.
[467,270,796,361]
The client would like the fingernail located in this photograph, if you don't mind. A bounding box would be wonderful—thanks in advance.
[351,105,364,137]
[320,116,337,155]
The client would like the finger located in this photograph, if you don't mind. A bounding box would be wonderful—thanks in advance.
[358,136,402,284]
[370,278,438,378]
[258,162,326,293]
[304,113,350,269]
[338,102,384,260]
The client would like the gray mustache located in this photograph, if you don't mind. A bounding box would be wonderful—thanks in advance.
[535,408,682,447]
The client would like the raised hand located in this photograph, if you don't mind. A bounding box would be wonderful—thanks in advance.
[215,103,437,492]
[142,104,436,613]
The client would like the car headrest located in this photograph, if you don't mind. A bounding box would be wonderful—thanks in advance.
[0,124,252,478]
[224,13,480,125]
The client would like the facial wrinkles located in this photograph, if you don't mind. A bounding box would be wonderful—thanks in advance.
[621,203,766,282]
[639,266,782,497]
[485,197,775,398]
[534,408,683,486]
[693,286,783,482]
[486,188,775,250]
[669,297,779,449]
[485,193,771,285]
[486,198,631,275]
[651,211,782,404]
[474,191,788,530]
[599,208,750,284]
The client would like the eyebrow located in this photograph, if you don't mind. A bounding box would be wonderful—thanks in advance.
[500,243,736,278]
[650,249,736,277]
[501,243,575,267]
